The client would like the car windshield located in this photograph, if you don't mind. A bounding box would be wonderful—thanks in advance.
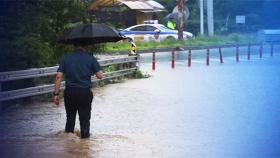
[156,24,173,31]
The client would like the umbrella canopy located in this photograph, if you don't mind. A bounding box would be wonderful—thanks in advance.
[165,6,190,21]
[58,23,125,45]
[165,13,177,21]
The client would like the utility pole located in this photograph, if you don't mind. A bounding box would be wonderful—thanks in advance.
[177,0,184,40]
[200,0,204,35]
[207,0,214,36]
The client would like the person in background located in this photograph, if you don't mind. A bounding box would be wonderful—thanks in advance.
[167,19,176,30]
[53,43,103,139]
[128,38,137,56]
[130,41,137,56]
[166,15,177,30]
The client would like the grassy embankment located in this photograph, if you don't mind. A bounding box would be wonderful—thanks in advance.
[104,33,259,53]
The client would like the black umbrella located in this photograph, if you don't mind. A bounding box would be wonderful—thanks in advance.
[58,23,125,45]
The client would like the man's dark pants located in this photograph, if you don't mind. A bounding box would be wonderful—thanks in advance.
[64,87,93,138]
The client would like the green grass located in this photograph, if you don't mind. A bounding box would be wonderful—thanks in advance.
[104,33,259,53]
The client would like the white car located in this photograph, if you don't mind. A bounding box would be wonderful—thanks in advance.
[120,24,194,41]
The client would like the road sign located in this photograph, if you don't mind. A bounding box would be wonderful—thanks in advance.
[236,15,246,24]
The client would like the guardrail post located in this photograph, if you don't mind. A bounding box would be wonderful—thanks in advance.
[206,48,210,66]
[152,52,156,71]
[134,56,138,68]
[259,44,263,58]
[270,44,274,57]
[248,44,251,60]
[171,50,175,69]
[119,61,124,73]
[136,55,140,70]
[188,49,191,67]
[219,47,223,64]
[236,45,239,63]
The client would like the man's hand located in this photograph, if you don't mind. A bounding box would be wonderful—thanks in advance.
[95,70,103,79]
[53,95,60,106]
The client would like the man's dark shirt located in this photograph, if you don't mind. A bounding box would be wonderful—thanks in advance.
[57,49,101,88]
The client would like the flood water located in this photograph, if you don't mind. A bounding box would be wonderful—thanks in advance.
[1,46,280,158]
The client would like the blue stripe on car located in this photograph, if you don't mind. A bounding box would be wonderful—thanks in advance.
[121,31,177,35]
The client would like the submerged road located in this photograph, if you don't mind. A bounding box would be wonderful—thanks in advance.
[0,46,280,158]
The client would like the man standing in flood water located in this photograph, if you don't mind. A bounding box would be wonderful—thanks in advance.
[53,43,103,138]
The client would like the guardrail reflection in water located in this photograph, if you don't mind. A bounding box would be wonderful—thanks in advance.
[0,56,138,102]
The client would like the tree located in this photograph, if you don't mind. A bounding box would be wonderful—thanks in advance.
[214,0,264,33]
[0,0,92,72]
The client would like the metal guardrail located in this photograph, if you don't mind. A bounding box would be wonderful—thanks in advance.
[0,56,138,102]
[0,56,137,82]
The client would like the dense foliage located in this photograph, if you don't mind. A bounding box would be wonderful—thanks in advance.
[0,0,94,72]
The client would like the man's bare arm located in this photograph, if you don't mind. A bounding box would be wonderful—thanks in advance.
[53,72,63,106]
[54,72,64,94]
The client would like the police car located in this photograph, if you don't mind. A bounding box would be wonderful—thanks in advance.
[120,23,194,41]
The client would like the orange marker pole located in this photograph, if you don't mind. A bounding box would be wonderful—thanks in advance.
[236,46,239,63]
[271,44,274,57]
[206,48,210,66]
[188,49,191,67]
[219,47,223,64]
[259,44,263,58]
[248,44,251,60]
[171,51,175,69]
[152,52,156,70]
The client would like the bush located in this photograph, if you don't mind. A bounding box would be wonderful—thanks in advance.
[132,70,150,79]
